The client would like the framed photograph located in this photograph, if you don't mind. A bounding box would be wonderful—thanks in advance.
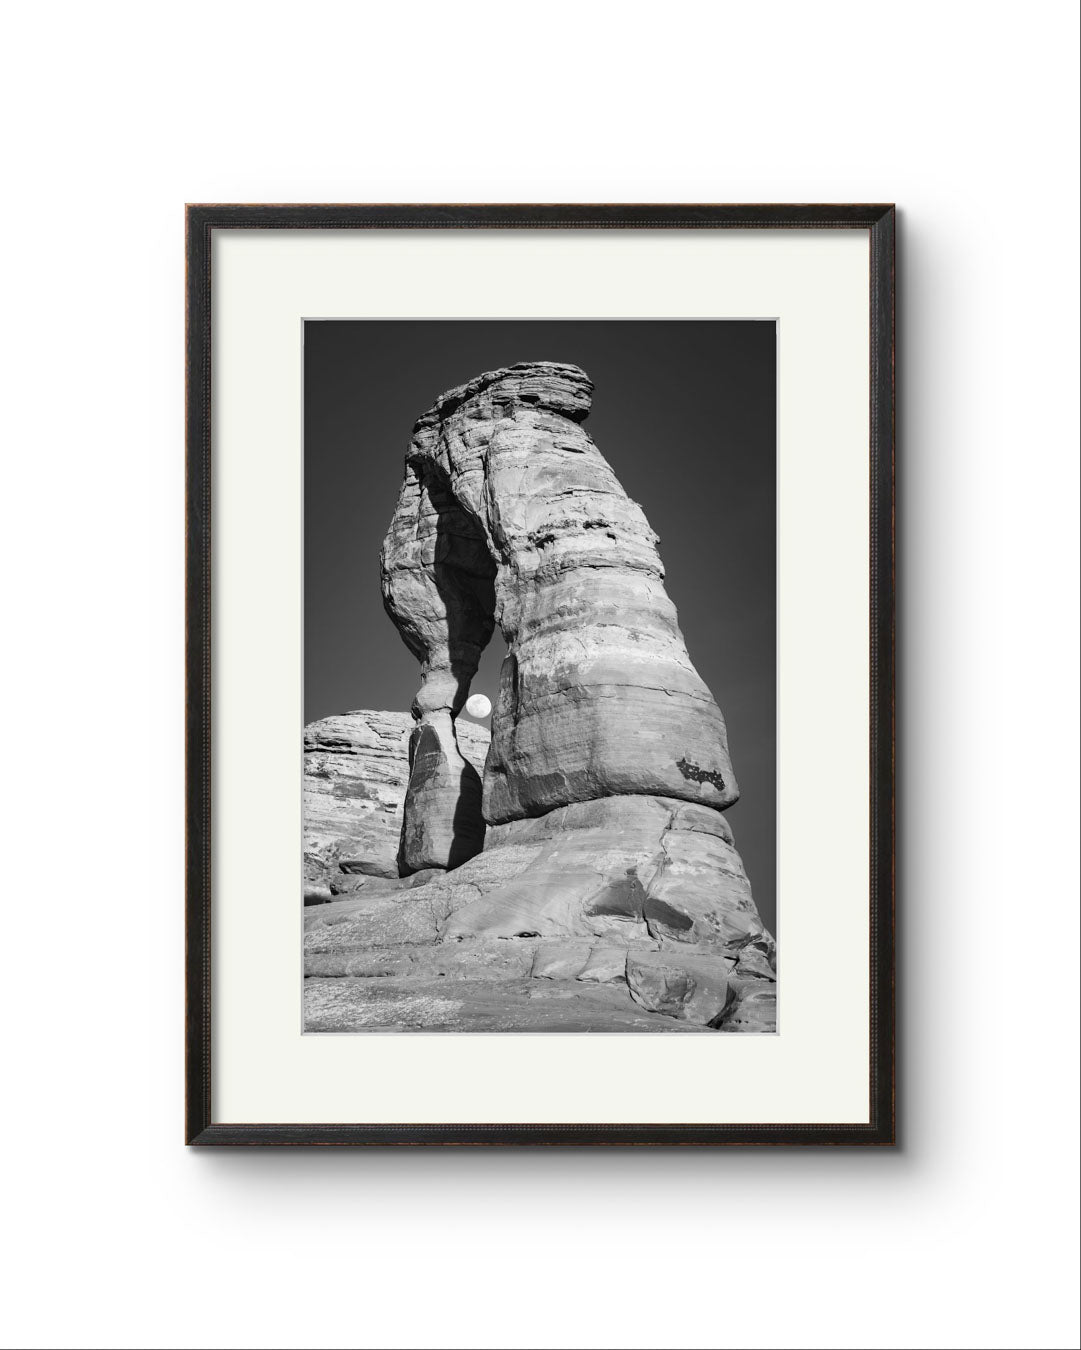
[186,204,895,1145]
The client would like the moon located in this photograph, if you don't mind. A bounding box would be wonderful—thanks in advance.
[464,693,492,719]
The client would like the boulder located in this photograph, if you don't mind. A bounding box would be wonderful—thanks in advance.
[626,951,735,1026]
[721,983,778,1034]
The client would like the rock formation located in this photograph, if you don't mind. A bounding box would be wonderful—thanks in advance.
[382,362,738,843]
[303,709,488,899]
[311,359,777,1034]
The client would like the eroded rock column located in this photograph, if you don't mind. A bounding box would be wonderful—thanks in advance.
[380,455,495,872]
[383,361,739,823]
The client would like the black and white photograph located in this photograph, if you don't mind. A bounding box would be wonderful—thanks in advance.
[6,0,1080,1345]
[303,320,777,1033]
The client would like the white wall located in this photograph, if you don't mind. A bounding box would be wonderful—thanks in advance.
[2,3,1077,1348]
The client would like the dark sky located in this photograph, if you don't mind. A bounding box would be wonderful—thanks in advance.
[304,321,776,933]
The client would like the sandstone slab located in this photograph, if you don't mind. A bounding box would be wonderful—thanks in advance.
[721,982,778,1034]
[626,950,735,1026]
[303,975,716,1034]
[530,943,592,980]
[575,947,630,985]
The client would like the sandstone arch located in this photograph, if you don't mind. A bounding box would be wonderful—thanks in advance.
[381,360,741,875]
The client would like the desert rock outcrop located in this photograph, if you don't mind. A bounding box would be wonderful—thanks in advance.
[303,709,489,895]
[324,361,778,1032]
[381,362,739,859]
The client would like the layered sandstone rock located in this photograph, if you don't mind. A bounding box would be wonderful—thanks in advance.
[303,709,489,892]
[303,875,774,1032]
[411,792,777,1027]
[301,743,775,1033]
[311,361,775,1033]
[381,362,739,867]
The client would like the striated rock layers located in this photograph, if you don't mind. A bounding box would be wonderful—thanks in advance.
[334,360,779,1033]
[303,709,489,897]
[382,362,738,848]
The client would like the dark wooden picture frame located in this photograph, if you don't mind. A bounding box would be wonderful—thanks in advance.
[186,203,895,1146]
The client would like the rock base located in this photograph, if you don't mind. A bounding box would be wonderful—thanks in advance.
[304,891,775,1033]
